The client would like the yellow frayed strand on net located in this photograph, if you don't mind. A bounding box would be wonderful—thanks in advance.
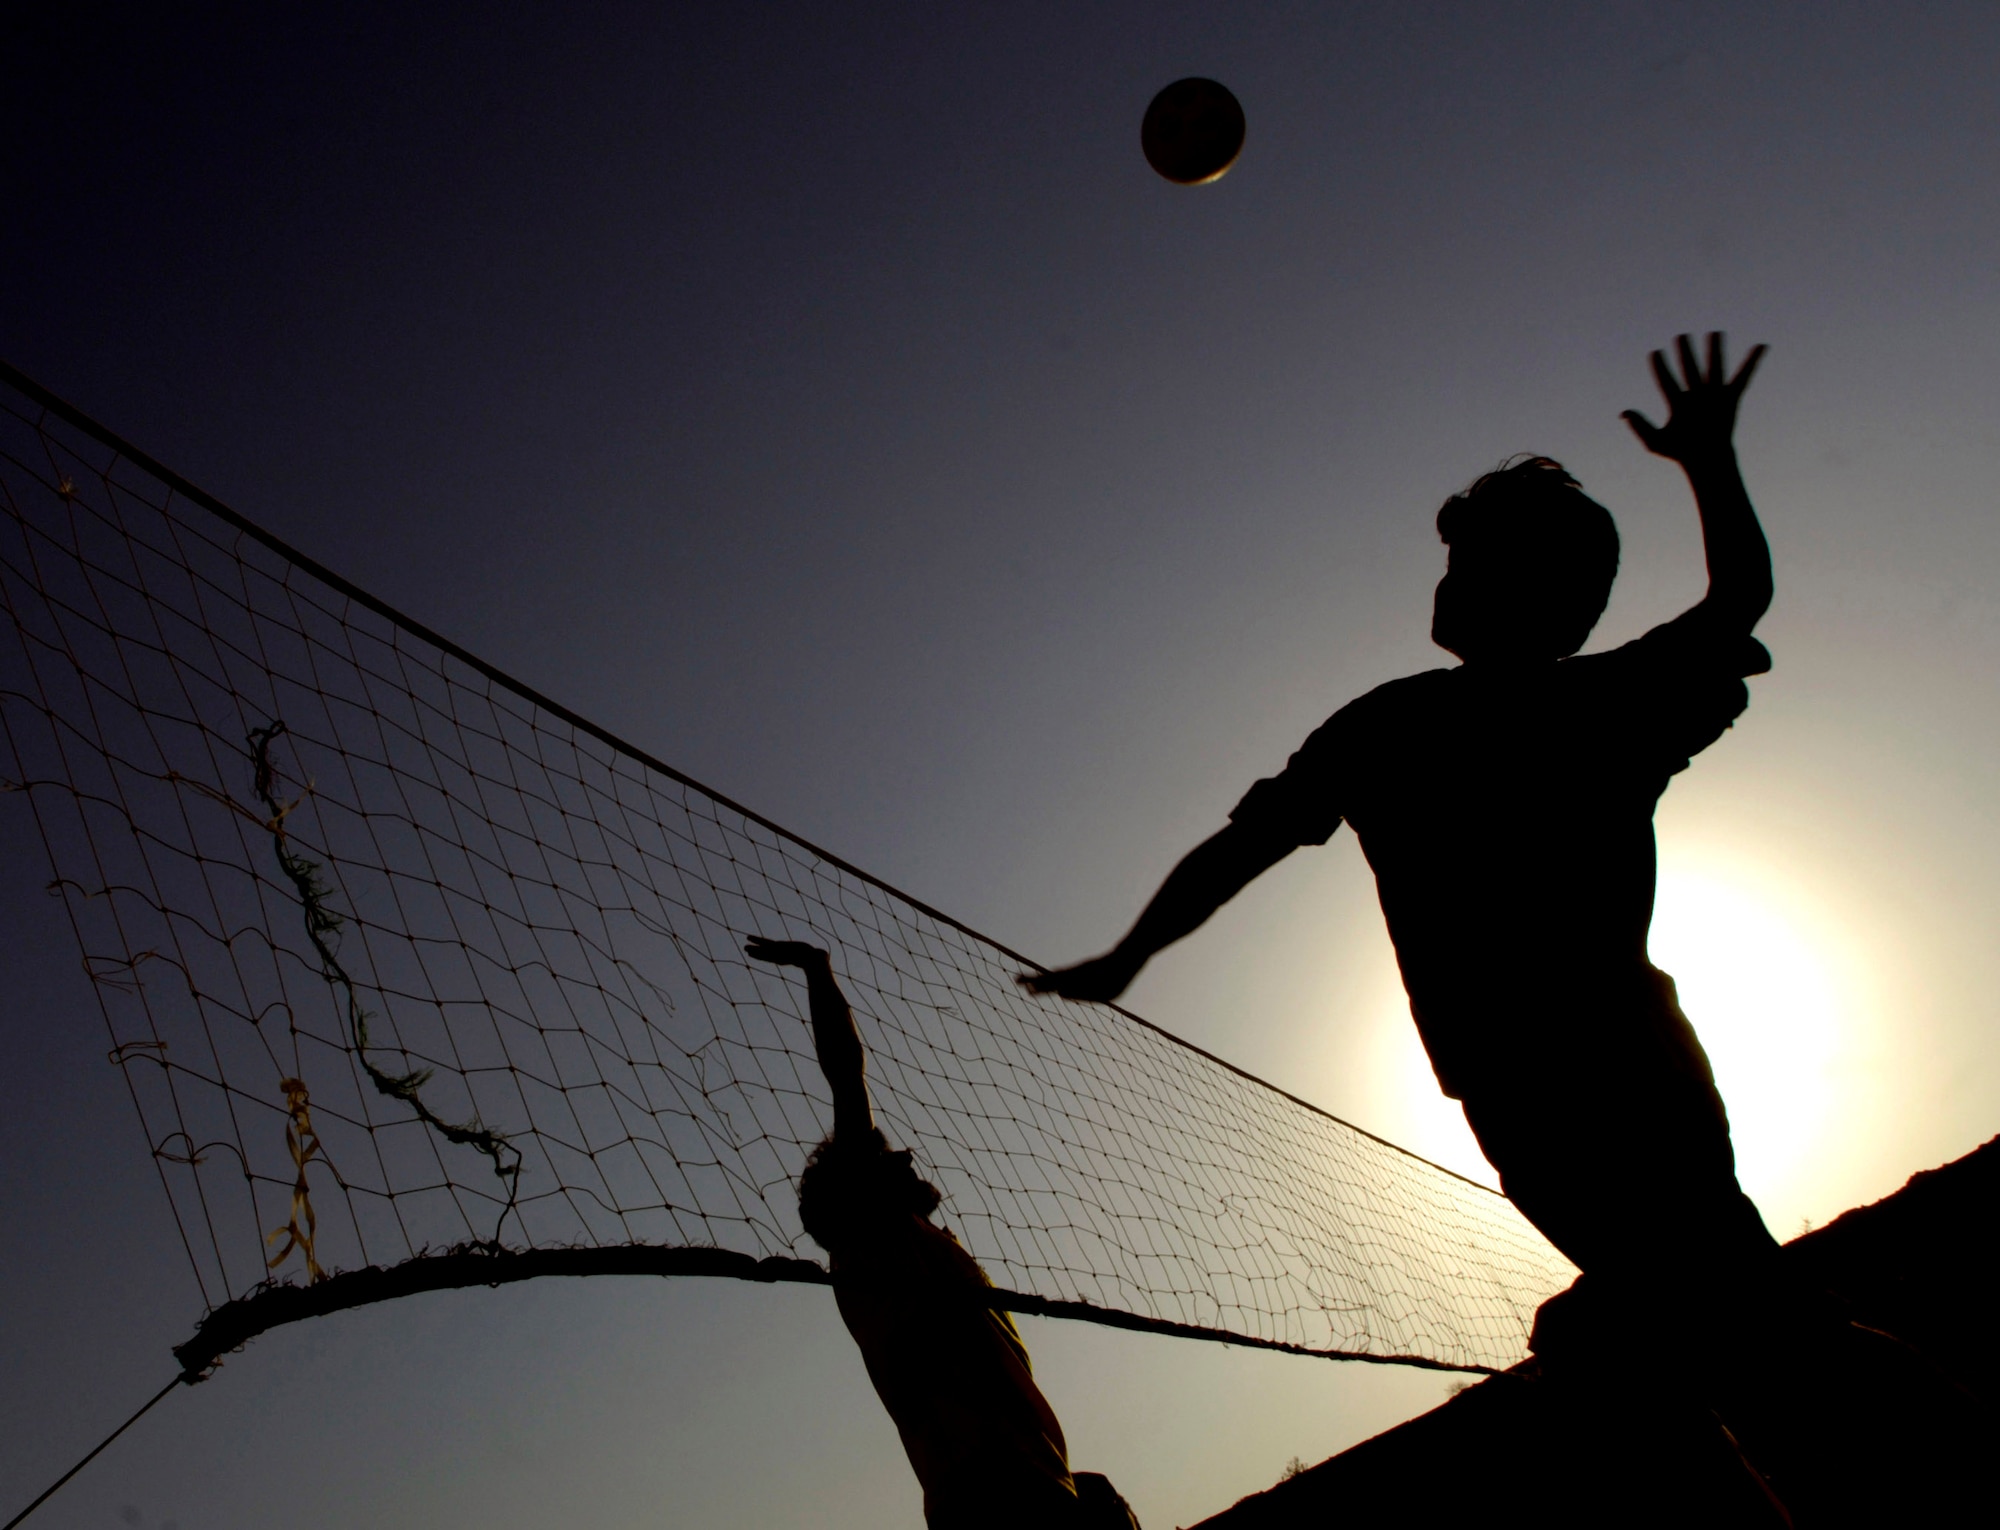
[265,1077,325,1284]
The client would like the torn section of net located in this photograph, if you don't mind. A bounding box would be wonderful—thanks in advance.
[0,364,1574,1376]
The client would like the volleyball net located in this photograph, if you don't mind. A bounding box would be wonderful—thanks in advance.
[0,364,1572,1379]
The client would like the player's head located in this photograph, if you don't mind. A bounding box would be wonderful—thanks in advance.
[1431,456,1619,662]
[797,1130,943,1254]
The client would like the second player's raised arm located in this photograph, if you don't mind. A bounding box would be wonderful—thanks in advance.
[1018,820,1299,1004]
[1622,332,1773,634]
[745,937,876,1137]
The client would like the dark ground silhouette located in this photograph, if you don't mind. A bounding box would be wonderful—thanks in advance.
[746,938,1142,1530]
[1193,1134,2000,1529]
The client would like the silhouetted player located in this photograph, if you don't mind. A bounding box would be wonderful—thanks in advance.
[1025,335,1775,1296]
[1020,337,2000,1521]
[745,936,1141,1530]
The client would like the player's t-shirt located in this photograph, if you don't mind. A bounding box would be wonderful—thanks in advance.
[816,1148,1080,1529]
[1228,610,1770,1102]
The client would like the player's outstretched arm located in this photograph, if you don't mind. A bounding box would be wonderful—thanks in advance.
[745,938,875,1138]
[1622,332,1772,634]
[1019,821,1295,1003]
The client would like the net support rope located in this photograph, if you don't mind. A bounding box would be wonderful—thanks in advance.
[0,360,1574,1383]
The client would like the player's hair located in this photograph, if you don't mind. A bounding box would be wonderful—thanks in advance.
[1435,455,1620,657]
[797,1130,944,1252]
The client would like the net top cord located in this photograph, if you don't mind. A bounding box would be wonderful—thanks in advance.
[0,362,1574,1379]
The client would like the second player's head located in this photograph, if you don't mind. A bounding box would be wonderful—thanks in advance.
[1430,456,1620,663]
[797,1130,943,1255]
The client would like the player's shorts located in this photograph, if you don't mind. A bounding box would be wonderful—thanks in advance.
[927,1472,1141,1530]
[1456,967,1778,1284]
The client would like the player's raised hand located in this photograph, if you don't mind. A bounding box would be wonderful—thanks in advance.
[745,936,831,971]
[1018,951,1139,1004]
[1622,332,1766,468]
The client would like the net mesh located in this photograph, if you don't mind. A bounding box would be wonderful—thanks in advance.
[0,369,1573,1374]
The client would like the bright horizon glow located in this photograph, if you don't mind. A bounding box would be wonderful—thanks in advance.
[1648,864,1849,1231]
[1347,858,1867,1233]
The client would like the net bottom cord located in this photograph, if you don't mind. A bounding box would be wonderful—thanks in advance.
[173,1250,1499,1381]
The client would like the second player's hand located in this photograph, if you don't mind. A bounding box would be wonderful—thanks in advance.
[1622,332,1766,469]
[745,936,831,971]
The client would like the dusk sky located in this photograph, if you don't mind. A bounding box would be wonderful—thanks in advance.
[4,5,1999,1527]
